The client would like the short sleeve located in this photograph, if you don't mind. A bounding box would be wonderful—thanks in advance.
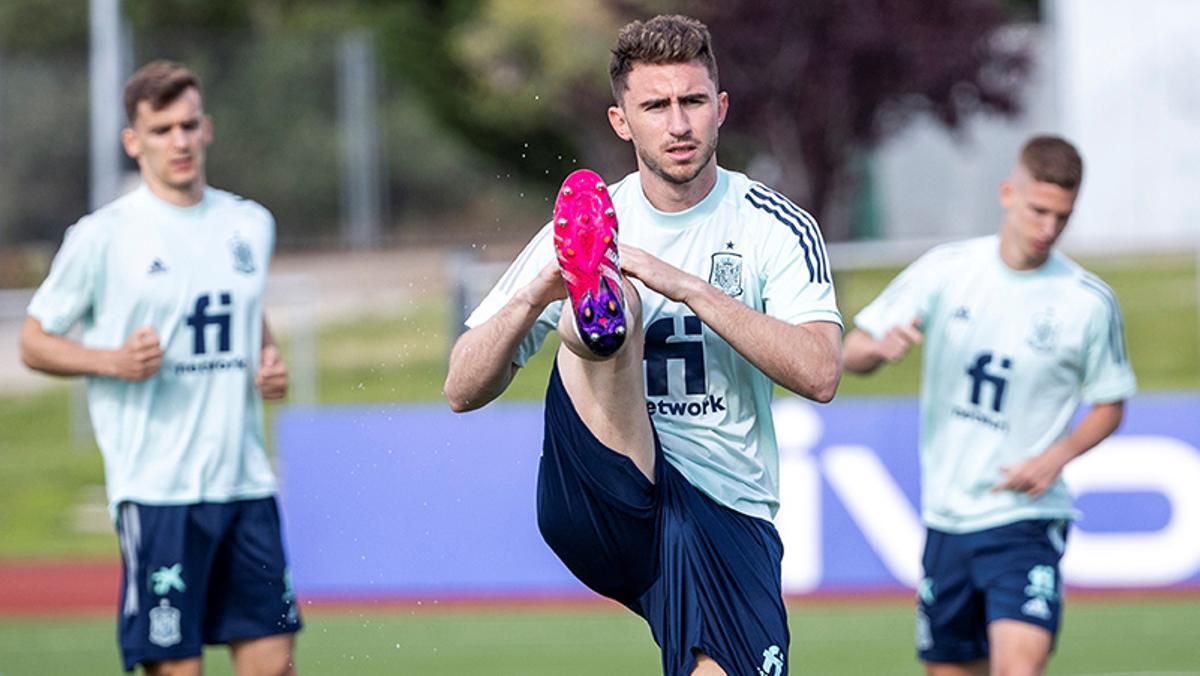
[1079,279,1137,404]
[464,223,562,367]
[853,247,947,339]
[749,187,842,327]
[27,218,106,335]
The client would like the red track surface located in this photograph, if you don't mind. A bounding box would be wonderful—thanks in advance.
[0,559,120,616]
[2,559,1196,617]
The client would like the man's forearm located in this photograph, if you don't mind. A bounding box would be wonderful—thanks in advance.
[19,317,112,377]
[444,295,547,412]
[843,329,887,374]
[1048,401,1125,465]
[683,280,842,402]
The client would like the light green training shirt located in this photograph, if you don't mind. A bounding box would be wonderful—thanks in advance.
[468,168,842,521]
[28,185,278,515]
[855,236,1137,533]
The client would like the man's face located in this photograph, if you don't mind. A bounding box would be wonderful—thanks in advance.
[608,60,728,187]
[121,87,212,198]
[999,166,1078,265]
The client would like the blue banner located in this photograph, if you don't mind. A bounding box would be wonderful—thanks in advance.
[276,395,1200,598]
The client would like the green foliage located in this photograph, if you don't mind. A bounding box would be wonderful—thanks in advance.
[0,0,87,54]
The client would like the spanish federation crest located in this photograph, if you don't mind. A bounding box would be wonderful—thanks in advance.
[149,598,182,647]
[1026,308,1060,353]
[709,252,744,297]
[229,233,256,275]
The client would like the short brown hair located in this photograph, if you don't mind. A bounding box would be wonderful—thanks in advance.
[123,60,201,124]
[609,15,718,104]
[1019,135,1083,190]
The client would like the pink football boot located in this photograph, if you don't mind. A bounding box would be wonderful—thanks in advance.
[553,169,627,357]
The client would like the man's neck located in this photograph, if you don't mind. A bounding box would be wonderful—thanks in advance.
[639,161,718,213]
[145,177,205,208]
[998,229,1049,271]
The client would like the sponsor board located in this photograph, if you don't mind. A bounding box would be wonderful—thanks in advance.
[277,395,1200,596]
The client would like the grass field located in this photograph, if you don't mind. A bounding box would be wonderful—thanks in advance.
[1,598,1198,675]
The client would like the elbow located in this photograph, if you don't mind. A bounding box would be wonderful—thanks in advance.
[17,333,41,372]
[788,364,841,403]
[443,377,481,413]
[446,394,476,414]
[443,380,470,413]
[809,358,843,404]
[810,374,840,404]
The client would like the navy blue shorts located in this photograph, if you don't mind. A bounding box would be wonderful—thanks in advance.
[115,497,302,672]
[917,518,1069,664]
[537,364,789,676]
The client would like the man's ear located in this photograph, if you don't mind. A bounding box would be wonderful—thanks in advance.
[201,114,214,146]
[121,127,140,160]
[608,104,632,142]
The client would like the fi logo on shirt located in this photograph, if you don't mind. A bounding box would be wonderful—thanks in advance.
[185,291,233,356]
[966,352,1013,413]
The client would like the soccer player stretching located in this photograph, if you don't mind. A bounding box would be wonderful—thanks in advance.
[445,15,842,676]
[20,61,300,675]
[843,136,1136,676]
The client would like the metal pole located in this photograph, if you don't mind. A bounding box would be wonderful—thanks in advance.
[76,0,127,447]
[337,30,384,250]
[89,0,125,211]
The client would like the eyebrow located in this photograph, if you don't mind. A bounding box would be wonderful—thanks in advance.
[637,91,710,110]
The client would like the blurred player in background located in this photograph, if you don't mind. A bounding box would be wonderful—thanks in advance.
[19,60,300,675]
[445,14,842,676]
[843,136,1136,675]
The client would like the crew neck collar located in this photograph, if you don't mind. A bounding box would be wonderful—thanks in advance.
[635,167,728,227]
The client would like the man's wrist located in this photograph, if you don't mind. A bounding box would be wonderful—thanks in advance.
[680,275,714,306]
[96,349,118,378]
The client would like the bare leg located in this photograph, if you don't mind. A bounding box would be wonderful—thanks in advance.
[556,278,655,481]
[230,634,297,676]
[143,658,202,676]
[987,619,1052,676]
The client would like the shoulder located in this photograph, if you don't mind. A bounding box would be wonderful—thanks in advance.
[206,188,275,229]
[734,173,818,228]
[62,193,133,247]
[911,236,988,273]
[729,173,828,256]
[1064,257,1123,318]
[607,171,641,204]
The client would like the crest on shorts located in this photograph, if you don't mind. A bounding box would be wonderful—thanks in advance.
[229,233,256,275]
[1026,308,1059,353]
[709,252,744,297]
[149,599,182,647]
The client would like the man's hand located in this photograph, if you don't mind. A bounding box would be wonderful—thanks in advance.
[255,345,289,400]
[994,444,1070,497]
[109,326,164,381]
[619,244,700,302]
[878,318,923,362]
[516,260,568,310]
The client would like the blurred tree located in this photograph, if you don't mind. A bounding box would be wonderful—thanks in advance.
[0,0,88,54]
[430,0,1033,241]
[657,0,1033,241]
